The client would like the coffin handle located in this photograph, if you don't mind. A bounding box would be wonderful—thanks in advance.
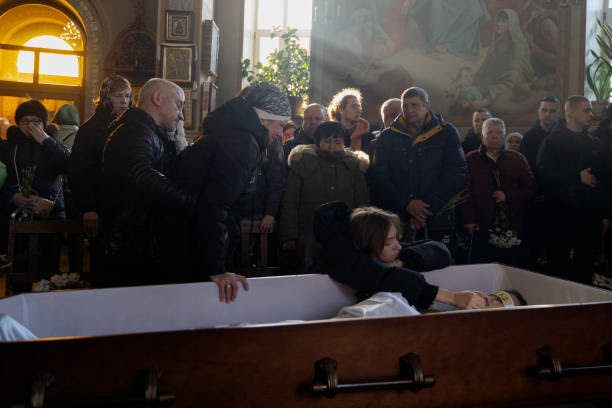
[310,353,435,398]
[536,344,612,381]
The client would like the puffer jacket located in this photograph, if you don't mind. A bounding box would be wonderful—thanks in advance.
[279,144,370,243]
[164,96,269,279]
[313,201,446,310]
[367,112,466,230]
[1,125,69,219]
[100,108,192,260]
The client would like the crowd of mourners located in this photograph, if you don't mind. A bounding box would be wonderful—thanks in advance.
[0,74,610,311]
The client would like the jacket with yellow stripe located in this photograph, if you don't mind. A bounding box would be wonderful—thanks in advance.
[367,112,466,231]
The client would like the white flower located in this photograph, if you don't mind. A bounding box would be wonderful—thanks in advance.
[34,279,51,292]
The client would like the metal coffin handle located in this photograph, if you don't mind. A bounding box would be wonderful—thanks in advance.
[535,343,612,381]
[310,353,435,398]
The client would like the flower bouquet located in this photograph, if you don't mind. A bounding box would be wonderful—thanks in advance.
[488,169,521,249]
[34,273,90,292]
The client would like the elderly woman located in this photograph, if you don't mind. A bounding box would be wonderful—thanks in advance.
[505,132,523,151]
[313,201,488,310]
[327,88,375,153]
[280,121,370,272]
[51,104,80,149]
[69,75,132,238]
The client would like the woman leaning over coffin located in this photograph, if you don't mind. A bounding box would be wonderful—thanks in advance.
[314,201,488,310]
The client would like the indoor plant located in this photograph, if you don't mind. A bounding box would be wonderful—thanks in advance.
[586,18,612,119]
[241,27,310,115]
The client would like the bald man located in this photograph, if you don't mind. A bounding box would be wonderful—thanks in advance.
[99,78,193,288]
[283,103,327,163]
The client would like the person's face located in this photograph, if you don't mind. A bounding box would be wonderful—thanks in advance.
[472,112,490,135]
[377,224,402,263]
[261,119,286,143]
[283,126,295,140]
[506,136,521,151]
[459,69,473,88]
[569,101,593,128]
[402,96,429,126]
[318,136,345,152]
[382,102,402,128]
[484,293,520,308]
[340,97,362,124]
[160,88,185,132]
[537,101,559,127]
[18,115,43,135]
[495,17,509,35]
[482,123,506,150]
[303,106,327,136]
[110,87,132,116]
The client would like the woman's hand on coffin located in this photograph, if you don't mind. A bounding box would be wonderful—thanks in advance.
[13,192,35,210]
[282,240,297,251]
[260,215,275,234]
[210,272,249,303]
[383,259,404,268]
[82,211,100,237]
[464,224,479,234]
[452,291,488,309]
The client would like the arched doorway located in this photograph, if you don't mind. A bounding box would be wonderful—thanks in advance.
[0,1,86,135]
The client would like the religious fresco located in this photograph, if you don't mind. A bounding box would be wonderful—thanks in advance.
[312,0,580,125]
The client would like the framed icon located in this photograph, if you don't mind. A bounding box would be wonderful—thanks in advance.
[202,20,220,77]
[162,45,193,84]
[165,11,193,42]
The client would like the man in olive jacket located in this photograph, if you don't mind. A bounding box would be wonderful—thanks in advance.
[367,87,466,245]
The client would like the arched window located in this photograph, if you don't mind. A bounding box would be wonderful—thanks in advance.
[0,3,86,132]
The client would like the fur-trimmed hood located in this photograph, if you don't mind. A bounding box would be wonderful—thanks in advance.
[287,144,370,172]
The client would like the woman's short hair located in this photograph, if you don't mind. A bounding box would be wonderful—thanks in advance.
[313,121,350,146]
[15,99,49,127]
[283,121,297,133]
[350,206,401,257]
[94,75,132,113]
[327,88,362,122]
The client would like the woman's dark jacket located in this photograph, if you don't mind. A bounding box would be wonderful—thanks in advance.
[367,112,467,231]
[594,120,612,218]
[460,146,537,236]
[314,201,449,310]
[1,125,69,219]
[100,108,192,261]
[166,96,269,279]
[537,120,607,217]
[69,106,114,214]
[230,136,285,219]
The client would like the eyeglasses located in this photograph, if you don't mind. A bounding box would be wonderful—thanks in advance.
[20,119,42,125]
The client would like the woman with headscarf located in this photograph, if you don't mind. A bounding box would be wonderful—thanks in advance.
[475,9,535,105]
[52,104,80,149]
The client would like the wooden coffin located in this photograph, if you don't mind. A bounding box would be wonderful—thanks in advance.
[0,264,611,407]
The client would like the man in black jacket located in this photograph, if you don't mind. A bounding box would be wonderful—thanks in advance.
[520,96,560,172]
[537,95,604,283]
[462,108,490,155]
[163,82,291,302]
[99,78,193,288]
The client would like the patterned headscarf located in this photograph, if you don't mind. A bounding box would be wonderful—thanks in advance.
[241,82,291,121]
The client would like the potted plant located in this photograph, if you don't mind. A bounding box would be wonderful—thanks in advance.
[241,27,310,115]
[586,18,612,120]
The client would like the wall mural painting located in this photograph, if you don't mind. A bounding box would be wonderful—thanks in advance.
[315,0,576,126]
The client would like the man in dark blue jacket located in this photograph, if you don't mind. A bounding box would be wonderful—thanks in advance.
[367,87,466,246]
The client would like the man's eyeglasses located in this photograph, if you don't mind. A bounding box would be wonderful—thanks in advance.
[20,119,42,125]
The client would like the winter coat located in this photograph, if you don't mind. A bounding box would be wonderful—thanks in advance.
[100,108,192,260]
[279,144,370,243]
[69,106,115,214]
[520,120,550,173]
[1,125,69,219]
[313,201,445,310]
[166,96,269,279]
[283,128,315,166]
[367,112,467,231]
[537,120,607,217]
[462,127,481,155]
[460,146,537,236]
[230,136,286,219]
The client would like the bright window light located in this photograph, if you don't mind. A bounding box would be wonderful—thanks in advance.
[17,35,79,77]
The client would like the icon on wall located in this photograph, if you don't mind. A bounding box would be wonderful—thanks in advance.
[165,11,193,43]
